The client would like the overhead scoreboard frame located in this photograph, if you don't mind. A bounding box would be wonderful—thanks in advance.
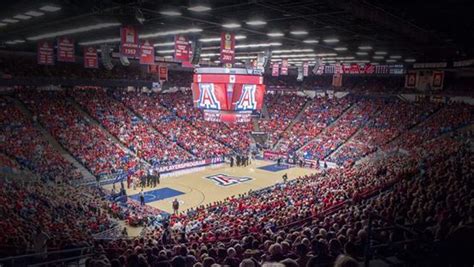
[192,67,266,123]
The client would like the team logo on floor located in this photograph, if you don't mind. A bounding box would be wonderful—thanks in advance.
[205,174,253,187]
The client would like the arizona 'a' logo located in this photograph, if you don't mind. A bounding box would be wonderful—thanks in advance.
[198,83,221,110]
[235,84,257,111]
[205,174,253,187]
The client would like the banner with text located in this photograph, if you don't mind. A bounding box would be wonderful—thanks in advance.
[57,37,75,62]
[272,63,279,76]
[159,66,168,81]
[174,35,190,62]
[120,25,139,57]
[139,40,155,65]
[220,32,235,64]
[83,46,98,68]
[303,61,309,76]
[280,59,288,75]
[37,41,54,65]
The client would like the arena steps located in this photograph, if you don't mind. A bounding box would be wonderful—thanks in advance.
[8,96,96,182]
[273,99,313,149]
[68,96,146,166]
[296,102,357,154]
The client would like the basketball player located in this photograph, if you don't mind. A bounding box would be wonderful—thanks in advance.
[172,198,179,214]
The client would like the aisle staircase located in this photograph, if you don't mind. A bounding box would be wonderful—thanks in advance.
[68,97,147,168]
[296,103,357,154]
[273,99,312,149]
[9,96,96,182]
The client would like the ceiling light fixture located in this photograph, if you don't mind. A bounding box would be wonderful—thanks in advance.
[14,14,32,20]
[200,35,246,42]
[404,58,416,63]
[25,11,44,17]
[236,42,281,48]
[386,59,396,63]
[374,51,387,55]
[323,38,339,43]
[267,32,284,37]
[160,10,182,16]
[29,22,121,40]
[390,55,402,59]
[303,39,319,44]
[272,49,313,53]
[222,23,241,29]
[2,18,19,23]
[334,47,347,51]
[156,49,175,54]
[154,42,175,47]
[358,46,372,50]
[39,5,61,12]
[246,20,266,26]
[290,30,308,35]
[356,52,368,56]
[373,56,384,59]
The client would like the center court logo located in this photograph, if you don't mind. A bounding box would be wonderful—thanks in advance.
[205,174,253,187]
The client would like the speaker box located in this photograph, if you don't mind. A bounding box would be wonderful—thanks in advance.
[190,41,202,65]
[100,45,114,70]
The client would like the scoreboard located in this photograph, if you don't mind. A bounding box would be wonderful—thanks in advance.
[191,67,266,122]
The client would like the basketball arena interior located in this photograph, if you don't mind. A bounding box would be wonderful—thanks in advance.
[0,0,473,266]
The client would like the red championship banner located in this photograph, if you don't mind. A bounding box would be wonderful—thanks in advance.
[120,25,139,57]
[280,59,288,75]
[148,64,159,73]
[272,62,279,77]
[37,41,54,65]
[303,61,309,76]
[220,32,235,64]
[159,66,168,81]
[405,72,417,88]
[139,40,155,65]
[57,37,75,62]
[349,64,360,74]
[432,71,444,90]
[174,35,190,62]
[332,73,343,87]
[83,46,98,69]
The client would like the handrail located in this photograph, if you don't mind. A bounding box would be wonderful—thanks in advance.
[27,254,93,267]
[0,246,92,263]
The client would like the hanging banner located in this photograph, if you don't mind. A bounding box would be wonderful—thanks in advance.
[332,73,343,87]
[174,35,190,62]
[120,25,139,57]
[83,46,98,69]
[375,65,389,74]
[148,64,159,73]
[335,63,343,74]
[37,41,54,65]
[271,63,279,77]
[405,72,417,88]
[57,37,75,62]
[280,59,288,75]
[159,66,168,81]
[220,32,235,64]
[303,61,309,76]
[432,71,444,90]
[139,40,155,65]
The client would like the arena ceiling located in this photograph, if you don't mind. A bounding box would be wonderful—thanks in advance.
[0,0,472,65]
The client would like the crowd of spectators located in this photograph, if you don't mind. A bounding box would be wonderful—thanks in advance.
[300,98,381,160]
[329,99,438,165]
[276,96,352,154]
[259,93,309,148]
[0,96,82,181]
[17,90,139,177]
[72,89,192,167]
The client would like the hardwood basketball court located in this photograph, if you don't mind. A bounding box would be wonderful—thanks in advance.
[103,159,316,214]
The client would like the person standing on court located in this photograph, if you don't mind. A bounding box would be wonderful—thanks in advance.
[172,198,179,214]
[139,189,145,206]
[282,173,288,183]
[156,170,160,186]
[230,156,234,167]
